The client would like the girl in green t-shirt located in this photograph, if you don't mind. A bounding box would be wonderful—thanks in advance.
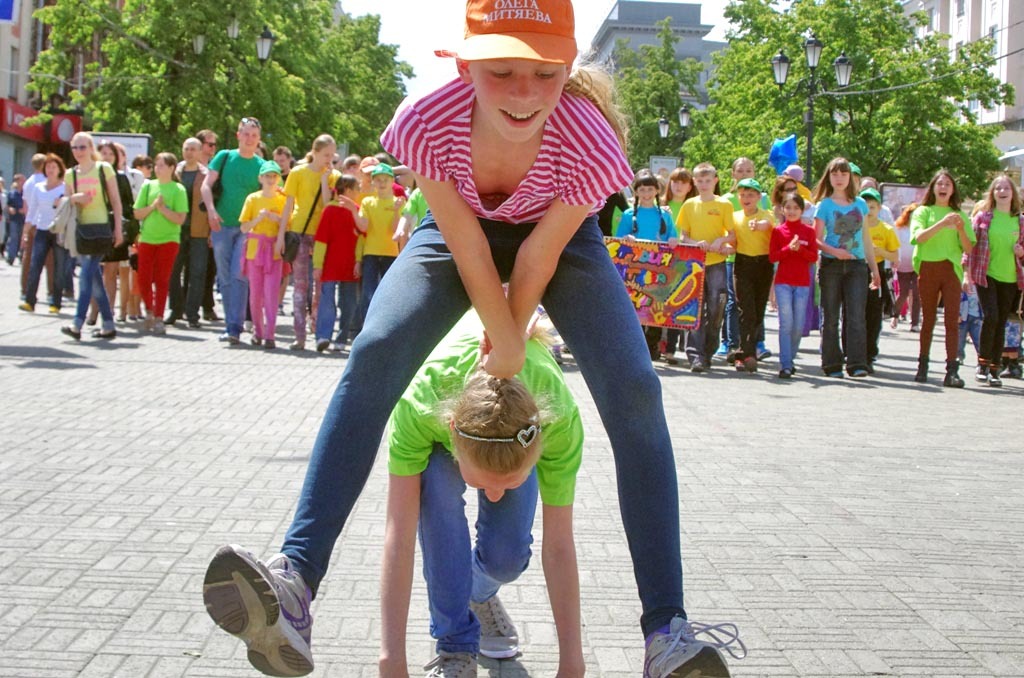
[133,152,188,334]
[910,170,975,386]
[964,174,1024,387]
[379,313,584,675]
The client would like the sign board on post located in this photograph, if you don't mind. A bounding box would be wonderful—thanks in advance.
[92,133,153,167]
[649,155,679,180]
[605,236,706,330]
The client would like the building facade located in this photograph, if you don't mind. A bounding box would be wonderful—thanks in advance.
[587,0,725,106]
[903,0,1024,167]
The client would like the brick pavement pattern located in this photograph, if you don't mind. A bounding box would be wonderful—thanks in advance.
[1,261,1023,677]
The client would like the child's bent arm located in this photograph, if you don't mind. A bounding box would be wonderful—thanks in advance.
[507,199,593,344]
[542,503,584,677]
[380,473,420,677]
[415,173,523,377]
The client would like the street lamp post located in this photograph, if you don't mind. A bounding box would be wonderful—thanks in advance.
[771,34,853,181]
[658,104,691,163]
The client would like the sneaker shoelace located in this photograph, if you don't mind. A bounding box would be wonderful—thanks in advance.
[258,554,313,639]
[650,617,748,673]
[474,597,514,637]
[423,651,475,677]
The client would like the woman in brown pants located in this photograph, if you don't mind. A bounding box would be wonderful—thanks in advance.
[909,170,976,386]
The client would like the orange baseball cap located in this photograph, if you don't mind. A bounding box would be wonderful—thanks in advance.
[435,0,577,65]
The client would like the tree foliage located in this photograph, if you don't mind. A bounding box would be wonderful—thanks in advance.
[683,0,1013,196]
[29,0,412,156]
[612,19,703,171]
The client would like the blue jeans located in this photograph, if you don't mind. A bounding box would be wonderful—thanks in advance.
[819,258,869,374]
[5,218,23,263]
[185,237,209,323]
[315,281,359,343]
[25,230,67,309]
[280,214,683,636]
[959,315,983,363]
[210,227,249,337]
[419,448,537,654]
[356,254,395,325]
[775,284,810,370]
[686,262,728,363]
[74,254,114,331]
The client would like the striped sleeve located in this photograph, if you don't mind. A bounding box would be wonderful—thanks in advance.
[555,96,634,208]
[380,99,447,183]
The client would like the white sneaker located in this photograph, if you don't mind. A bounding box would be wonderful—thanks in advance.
[469,594,519,659]
[203,545,314,676]
[644,616,746,678]
[244,320,253,333]
[424,650,477,677]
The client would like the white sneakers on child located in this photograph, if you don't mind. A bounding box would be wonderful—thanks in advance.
[203,544,314,677]
[469,594,519,659]
[643,616,746,678]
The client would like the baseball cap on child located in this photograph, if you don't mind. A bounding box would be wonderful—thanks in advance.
[859,187,882,204]
[359,157,380,174]
[259,160,282,176]
[435,0,578,65]
[736,178,763,192]
[782,164,804,183]
[370,163,395,178]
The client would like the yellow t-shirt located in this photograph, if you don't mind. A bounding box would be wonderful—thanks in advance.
[676,196,735,266]
[869,220,899,265]
[284,164,340,236]
[732,207,775,256]
[361,194,400,257]
[239,192,290,260]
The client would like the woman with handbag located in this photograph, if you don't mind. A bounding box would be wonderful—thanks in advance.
[281,134,341,351]
[62,132,124,341]
[93,141,139,324]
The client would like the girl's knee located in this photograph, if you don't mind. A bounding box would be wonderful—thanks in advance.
[475,541,532,585]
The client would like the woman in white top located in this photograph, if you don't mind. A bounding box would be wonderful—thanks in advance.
[18,154,68,314]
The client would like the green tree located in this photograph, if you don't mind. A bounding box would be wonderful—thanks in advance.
[613,19,703,170]
[29,0,412,156]
[685,0,1013,196]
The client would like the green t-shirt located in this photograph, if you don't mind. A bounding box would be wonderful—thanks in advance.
[910,204,976,281]
[210,150,263,227]
[135,180,188,245]
[987,210,1021,284]
[387,313,583,506]
[65,161,117,225]
[403,187,430,230]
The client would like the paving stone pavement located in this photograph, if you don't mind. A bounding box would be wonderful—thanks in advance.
[1,260,1023,678]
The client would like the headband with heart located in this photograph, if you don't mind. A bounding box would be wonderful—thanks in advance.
[453,423,541,449]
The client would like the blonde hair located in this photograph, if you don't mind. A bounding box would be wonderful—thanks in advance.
[692,162,717,177]
[312,134,336,153]
[450,372,542,475]
[446,319,555,474]
[977,173,1021,217]
[71,132,101,162]
[564,62,628,153]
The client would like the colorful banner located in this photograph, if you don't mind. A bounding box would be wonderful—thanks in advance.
[605,237,705,330]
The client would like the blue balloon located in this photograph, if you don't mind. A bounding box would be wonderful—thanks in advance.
[769,135,798,175]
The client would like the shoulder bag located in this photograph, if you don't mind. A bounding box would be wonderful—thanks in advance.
[73,165,114,256]
[283,185,323,263]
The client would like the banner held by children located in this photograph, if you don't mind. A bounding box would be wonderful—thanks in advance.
[605,237,706,330]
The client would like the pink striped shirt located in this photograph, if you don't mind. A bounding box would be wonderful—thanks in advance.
[380,79,633,224]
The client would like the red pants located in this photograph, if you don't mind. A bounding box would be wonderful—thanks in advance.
[918,259,960,362]
[137,242,179,317]
[248,258,283,341]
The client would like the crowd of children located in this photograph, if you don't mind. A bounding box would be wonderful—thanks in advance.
[615,160,1023,386]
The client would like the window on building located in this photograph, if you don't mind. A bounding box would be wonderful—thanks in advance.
[989,25,999,56]
[956,0,965,17]
[8,46,18,99]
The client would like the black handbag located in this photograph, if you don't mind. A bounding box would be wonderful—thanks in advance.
[73,165,114,256]
[282,185,323,263]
